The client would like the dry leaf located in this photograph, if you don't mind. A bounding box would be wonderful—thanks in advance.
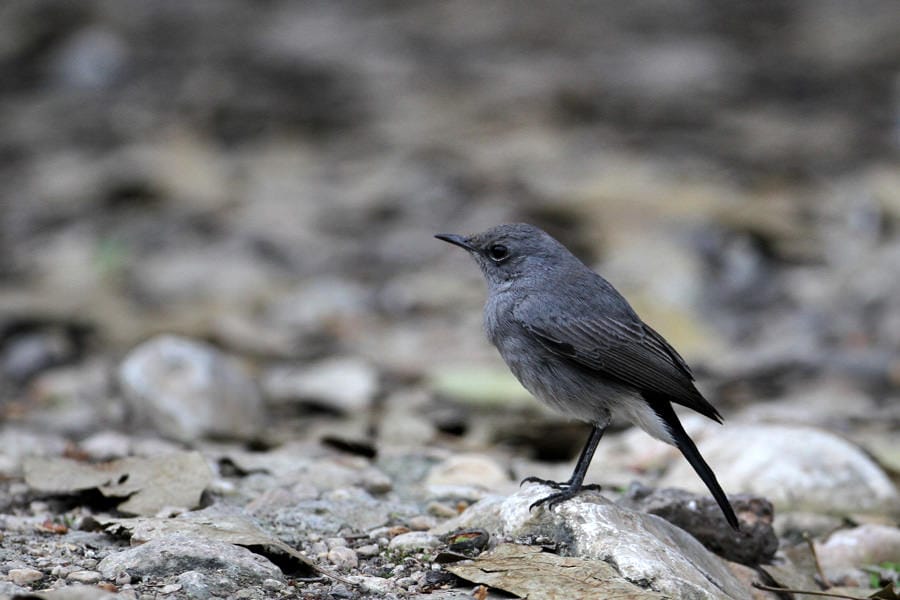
[24,452,212,516]
[871,583,900,600]
[446,544,668,600]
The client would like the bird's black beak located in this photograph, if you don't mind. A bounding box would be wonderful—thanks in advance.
[435,233,476,252]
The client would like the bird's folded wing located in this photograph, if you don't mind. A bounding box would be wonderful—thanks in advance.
[512,297,722,422]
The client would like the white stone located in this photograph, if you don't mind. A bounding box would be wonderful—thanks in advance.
[7,568,43,585]
[388,532,441,551]
[66,570,102,584]
[659,424,900,516]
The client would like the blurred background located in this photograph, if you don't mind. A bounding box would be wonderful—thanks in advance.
[1,0,900,481]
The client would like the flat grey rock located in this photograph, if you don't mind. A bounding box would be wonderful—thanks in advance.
[97,533,283,584]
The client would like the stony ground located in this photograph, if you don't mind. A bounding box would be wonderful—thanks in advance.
[1,1,900,599]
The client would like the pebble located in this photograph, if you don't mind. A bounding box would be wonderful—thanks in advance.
[262,578,284,591]
[356,575,395,594]
[7,568,43,585]
[388,531,442,551]
[261,356,378,414]
[356,544,380,558]
[50,565,71,577]
[425,453,511,490]
[159,583,182,594]
[815,524,900,582]
[408,515,437,531]
[326,537,348,549]
[426,501,458,518]
[327,546,359,569]
[176,571,209,598]
[67,570,102,584]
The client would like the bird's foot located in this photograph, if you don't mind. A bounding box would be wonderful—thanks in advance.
[519,476,565,489]
[520,476,602,492]
[525,481,603,511]
[529,487,582,511]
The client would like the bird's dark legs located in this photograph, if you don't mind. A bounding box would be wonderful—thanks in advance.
[522,423,607,511]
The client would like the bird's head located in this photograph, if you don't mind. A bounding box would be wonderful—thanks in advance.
[435,223,576,288]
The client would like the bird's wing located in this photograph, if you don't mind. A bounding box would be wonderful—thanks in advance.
[512,296,722,422]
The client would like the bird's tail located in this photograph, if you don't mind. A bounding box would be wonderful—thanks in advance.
[645,394,740,530]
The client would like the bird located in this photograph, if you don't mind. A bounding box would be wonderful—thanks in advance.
[435,223,739,530]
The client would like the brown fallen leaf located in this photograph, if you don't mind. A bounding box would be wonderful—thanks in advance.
[37,520,68,534]
[446,544,667,600]
[871,583,900,600]
[23,452,212,516]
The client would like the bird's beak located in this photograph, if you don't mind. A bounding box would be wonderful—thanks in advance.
[435,233,476,252]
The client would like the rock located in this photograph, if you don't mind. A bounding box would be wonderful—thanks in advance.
[355,575,397,594]
[327,546,358,570]
[1,329,77,383]
[7,567,43,585]
[377,390,437,447]
[97,533,283,584]
[0,428,68,477]
[159,583,183,594]
[49,27,127,90]
[11,585,125,600]
[78,430,133,460]
[620,484,778,565]
[261,356,378,414]
[177,570,214,599]
[425,454,512,491]
[356,544,380,558]
[388,532,441,552]
[0,581,29,596]
[223,443,392,495]
[25,359,117,435]
[265,278,369,339]
[118,334,265,441]
[66,570,102,584]
[815,524,900,584]
[408,515,437,531]
[433,483,751,600]
[659,424,900,517]
[252,487,415,540]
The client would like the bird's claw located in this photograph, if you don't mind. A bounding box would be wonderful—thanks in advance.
[519,476,566,489]
[525,482,604,512]
[529,489,579,512]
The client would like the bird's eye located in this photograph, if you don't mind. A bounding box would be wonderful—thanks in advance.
[487,243,509,262]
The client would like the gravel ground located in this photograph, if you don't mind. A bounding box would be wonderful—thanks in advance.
[1,1,899,599]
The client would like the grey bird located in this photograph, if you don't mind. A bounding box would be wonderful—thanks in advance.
[436,223,739,530]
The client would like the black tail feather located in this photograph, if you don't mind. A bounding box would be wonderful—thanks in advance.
[645,394,740,530]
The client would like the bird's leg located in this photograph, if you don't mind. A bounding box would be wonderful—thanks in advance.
[520,427,601,489]
[528,423,607,511]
